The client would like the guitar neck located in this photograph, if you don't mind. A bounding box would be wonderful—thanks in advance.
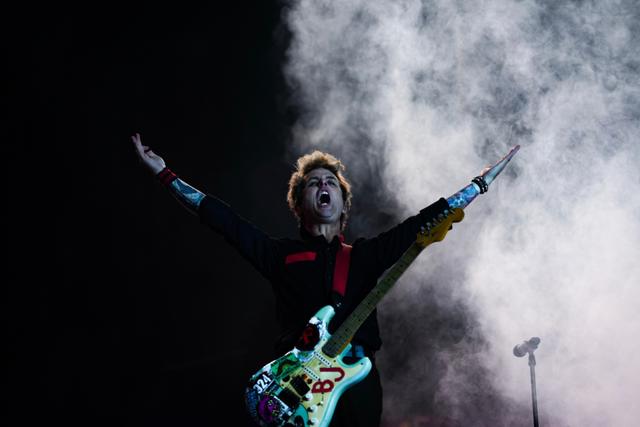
[322,242,424,357]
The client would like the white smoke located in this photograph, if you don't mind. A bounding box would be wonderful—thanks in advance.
[283,0,640,425]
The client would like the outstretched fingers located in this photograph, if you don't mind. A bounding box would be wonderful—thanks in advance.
[131,132,153,157]
[131,132,143,153]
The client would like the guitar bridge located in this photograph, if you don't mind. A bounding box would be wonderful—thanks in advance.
[278,387,301,409]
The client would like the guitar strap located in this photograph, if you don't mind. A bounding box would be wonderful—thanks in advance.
[332,242,352,297]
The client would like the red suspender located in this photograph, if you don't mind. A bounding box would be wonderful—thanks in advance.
[332,243,352,296]
[285,251,317,264]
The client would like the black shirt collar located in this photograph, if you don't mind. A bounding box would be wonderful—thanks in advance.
[299,226,345,246]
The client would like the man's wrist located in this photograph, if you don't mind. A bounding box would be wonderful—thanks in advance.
[156,167,178,186]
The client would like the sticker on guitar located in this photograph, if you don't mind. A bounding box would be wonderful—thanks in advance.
[312,367,345,393]
[296,322,321,351]
[252,372,274,394]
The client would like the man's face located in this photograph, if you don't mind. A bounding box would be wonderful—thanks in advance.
[299,168,344,227]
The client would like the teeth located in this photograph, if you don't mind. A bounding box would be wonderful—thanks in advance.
[319,191,330,206]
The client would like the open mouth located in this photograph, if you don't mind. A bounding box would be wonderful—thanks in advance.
[318,191,331,207]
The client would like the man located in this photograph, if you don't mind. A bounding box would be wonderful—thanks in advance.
[132,132,457,426]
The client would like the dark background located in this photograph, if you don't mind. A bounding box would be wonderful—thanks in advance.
[14,2,303,426]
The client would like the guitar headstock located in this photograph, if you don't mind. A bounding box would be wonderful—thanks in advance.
[416,208,464,248]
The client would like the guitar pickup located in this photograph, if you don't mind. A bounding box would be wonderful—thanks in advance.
[290,375,311,396]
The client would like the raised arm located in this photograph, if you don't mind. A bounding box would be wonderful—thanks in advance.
[131,132,205,215]
[446,145,520,209]
[131,132,282,279]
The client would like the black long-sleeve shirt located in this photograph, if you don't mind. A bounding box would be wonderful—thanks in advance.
[198,195,450,356]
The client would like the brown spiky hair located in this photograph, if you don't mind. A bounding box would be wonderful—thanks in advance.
[287,150,353,231]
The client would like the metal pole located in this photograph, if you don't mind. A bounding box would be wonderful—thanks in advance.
[513,337,541,427]
[528,352,539,427]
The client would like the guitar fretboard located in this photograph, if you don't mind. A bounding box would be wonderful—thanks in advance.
[322,243,423,357]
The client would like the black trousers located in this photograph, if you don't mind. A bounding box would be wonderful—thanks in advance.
[329,362,382,427]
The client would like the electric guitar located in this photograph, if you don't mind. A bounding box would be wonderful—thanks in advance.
[244,208,464,427]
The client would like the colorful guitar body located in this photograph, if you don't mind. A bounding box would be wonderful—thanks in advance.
[245,305,371,427]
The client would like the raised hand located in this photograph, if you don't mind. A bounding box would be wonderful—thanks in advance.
[131,132,166,175]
